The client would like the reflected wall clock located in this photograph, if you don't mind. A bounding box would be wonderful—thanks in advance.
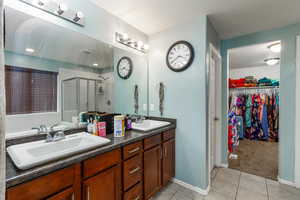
[117,57,133,79]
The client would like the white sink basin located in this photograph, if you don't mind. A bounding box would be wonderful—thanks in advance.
[132,120,170,131]
[7,132,111,170]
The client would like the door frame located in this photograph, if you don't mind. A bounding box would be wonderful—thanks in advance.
[295,36,300,188]
[225,41,282,182]
[207,43,222,185]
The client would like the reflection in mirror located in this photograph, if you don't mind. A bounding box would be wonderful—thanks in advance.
[4,6,148,138]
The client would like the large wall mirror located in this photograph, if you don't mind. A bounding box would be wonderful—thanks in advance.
[4,6,148,137]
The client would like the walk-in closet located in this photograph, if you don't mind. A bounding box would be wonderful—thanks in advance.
[227,41,281,180]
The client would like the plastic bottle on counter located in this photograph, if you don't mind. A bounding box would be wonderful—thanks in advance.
[87,119,93,133]
[92,120,98,136]
[125,115,132,130]
[97,121,106,137]
[114,115,125,137]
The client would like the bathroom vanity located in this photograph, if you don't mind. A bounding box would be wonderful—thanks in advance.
[6,122,176,200]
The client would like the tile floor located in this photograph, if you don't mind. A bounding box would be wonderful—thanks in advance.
[151,168,300,200]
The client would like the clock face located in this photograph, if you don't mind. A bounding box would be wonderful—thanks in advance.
[166,41,194,72]
[117,57,133,79]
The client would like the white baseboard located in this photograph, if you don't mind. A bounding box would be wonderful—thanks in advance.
[278,177,296,187]
[216,163,228,168]
[171,178,210,195]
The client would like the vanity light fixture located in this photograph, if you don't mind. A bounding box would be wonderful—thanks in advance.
[115,32,149,53]
[264,58,280,66]
[137,41,144,48]
[268,42,281,53]
[25,48,35,53]
[19,0,85,26]
[36,0,48,6]
[143,44,149,50]
[74,11,84,22]
[57,3,68,15]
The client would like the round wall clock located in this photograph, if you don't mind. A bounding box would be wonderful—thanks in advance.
[117,57,133,79]
[166,40,194,72]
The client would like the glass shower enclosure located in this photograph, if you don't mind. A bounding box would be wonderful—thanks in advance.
[61,77,99,122]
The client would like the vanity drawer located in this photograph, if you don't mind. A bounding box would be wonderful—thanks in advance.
[123,141,143,160]
[83,148,121,178]
[144,134,162,150]
[123,153,142,191]
[163,129,175,141]
[124,182,143,200]
[6,165,75,200]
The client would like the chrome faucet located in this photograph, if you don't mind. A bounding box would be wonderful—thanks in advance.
[132,115,146,124]
[32,125,48,134]
[47,124,66,142]
[32,124,65,142]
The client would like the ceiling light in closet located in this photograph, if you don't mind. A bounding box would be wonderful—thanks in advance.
[25,48,35,53]
[268,43,281,53]
[264,58,280,66]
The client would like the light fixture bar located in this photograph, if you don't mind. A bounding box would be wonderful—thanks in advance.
[19,0,85,26]
[115,32,149,54]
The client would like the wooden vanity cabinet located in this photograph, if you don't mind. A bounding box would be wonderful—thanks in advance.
[46,188,75,200]
[6,129,176,200]
[82,149,122,200]
[162,130,175,186]
[143,135,162,200]
[162,139,175,186]
[82,165,121,200]
[6,164,80,200]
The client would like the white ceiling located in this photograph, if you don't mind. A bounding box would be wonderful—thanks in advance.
[229,41,281,69]
[90,0,300,39]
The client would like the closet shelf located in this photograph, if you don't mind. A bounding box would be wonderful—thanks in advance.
[230,86,279,90]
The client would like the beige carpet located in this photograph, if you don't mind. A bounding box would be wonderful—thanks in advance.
[229,139,278,180]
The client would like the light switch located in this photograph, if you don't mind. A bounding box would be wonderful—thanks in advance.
[143,104,147,111]
[150,104,154,111]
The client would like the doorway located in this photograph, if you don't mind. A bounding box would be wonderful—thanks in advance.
[226,41,281,180]
[208,44,222,180]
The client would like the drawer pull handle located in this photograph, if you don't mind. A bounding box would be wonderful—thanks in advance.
[86,186,90,200]
[128,147,140,154]
[133,196,140,200]
[129,166,141,175]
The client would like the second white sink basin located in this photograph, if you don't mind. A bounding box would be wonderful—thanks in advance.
[132,120,170,131]
[7,132,111,170]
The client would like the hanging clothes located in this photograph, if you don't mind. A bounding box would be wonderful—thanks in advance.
[229,87,279,142]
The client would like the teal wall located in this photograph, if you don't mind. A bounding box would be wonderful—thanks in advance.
[221,23,300,182]
[113,48,148,116]
[148,16,209,189]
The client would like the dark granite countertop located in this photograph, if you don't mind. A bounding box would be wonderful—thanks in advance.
[6,117,176,188]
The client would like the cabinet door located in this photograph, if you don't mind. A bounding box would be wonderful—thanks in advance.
[83,165,121,200]
[144,145,162,200]
[46,188,74,200]
[162,139,175,186]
